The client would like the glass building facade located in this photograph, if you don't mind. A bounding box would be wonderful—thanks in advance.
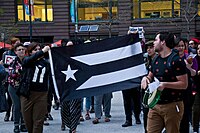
[77,0,118,21]
[17,0,53,22]
[132,0,180,19]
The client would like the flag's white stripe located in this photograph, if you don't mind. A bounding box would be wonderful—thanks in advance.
[72,42,142,65]
[76,64,147,90]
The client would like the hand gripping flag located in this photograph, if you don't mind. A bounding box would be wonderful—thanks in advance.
[50,34,147,102]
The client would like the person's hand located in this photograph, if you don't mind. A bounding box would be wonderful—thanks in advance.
[157,82,165,91]
[0,60,3,65]
[42,46,50,53]
[141,76,150,90]
[198,70,200,75]
[184,59,192,69]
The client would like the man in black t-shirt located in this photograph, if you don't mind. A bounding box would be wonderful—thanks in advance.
[141,32,188,133]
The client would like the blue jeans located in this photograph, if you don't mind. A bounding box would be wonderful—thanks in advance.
[94,93,112,119]
[81,97,91,112]
[8,85,24,126]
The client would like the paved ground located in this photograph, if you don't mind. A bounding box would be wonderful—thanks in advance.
[0,91,193,133]
[0,92,144,133]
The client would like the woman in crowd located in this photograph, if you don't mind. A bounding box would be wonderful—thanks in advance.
[174,37,198,133]
[2,37,20,122]
[192,43,200,133]
[20,42,50,133]
[61,40,81,133]
[8,43,27,133]
[92,93,112,124]
[142,40,157,133]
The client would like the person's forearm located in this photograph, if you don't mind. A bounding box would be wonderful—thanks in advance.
[188,68,196,76]
[162,80,188,90]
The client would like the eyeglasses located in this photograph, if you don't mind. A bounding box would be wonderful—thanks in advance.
[16,48,25,51]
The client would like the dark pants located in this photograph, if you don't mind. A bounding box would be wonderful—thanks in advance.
[8,85,25,126]
[20,91,47,133]
[180,89,192,133]
[5,83,12,117]
[192,92,200,133]
[143,107,149,133]
[47,89,53,113]
[122,87,141,122]
[141,89,149,133]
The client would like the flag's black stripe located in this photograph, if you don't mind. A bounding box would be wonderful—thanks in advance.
[51,34,141,57]
[91,53,144,75]
[65,76,142,100]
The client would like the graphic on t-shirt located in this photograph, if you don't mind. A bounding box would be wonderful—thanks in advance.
[32,65,46,83]
[4,55,16,65]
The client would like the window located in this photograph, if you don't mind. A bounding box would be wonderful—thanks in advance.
[77,0,118,21]
[132,0,180,19]
[17,0,53,22]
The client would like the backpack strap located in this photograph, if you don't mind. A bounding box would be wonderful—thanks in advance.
[166,50,178,69]
[151,54,159,66]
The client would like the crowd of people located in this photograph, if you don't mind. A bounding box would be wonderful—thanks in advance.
[0,31,200,133]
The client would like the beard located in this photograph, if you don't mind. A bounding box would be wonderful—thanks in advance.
[154,46,162,53]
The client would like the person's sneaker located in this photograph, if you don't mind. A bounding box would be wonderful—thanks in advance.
[136,118,141,124]
[85,114,91,120]
[44,120,49,126]
[48,114,53,121]
[61,123,65,131]
[104,117,110,122]
[80,116,84,121]
[53,104,59,110]
[92,118,99,124]
[20,125,27,132]
[4,114,9,122]
[107,114,112,118]
[122,120,132,127]
[14,126,20,133]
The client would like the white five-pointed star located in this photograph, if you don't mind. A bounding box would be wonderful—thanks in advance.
[61,65,78,82]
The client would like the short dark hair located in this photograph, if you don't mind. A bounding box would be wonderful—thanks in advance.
[14,43,24,51]
[156,32,175,49]
[174,37,186,48]
[61,39,70,47]
[27,42,41,55]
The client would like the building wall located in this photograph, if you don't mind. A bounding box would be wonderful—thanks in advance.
[0,0,200,42]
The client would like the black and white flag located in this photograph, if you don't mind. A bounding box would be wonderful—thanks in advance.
[50,34,147,101]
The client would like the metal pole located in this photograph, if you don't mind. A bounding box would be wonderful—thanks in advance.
[3,36,5,48]
[29,0,32,42]
[1,33,5,48]
[74,0,78,44]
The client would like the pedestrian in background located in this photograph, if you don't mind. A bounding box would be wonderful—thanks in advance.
[61,40,81,133]
[192,43,200,133]
[174,37,197,133]
[8,43,27,133]
[2,37,20,122]
[92,93,112,124]
[142,40,157,133]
